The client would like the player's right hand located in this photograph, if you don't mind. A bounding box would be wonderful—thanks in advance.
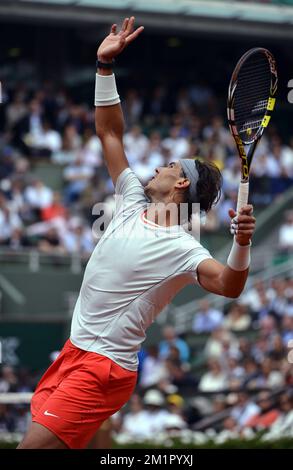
[97,17,144,63]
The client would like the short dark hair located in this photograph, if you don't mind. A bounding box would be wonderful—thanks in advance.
[182,159,222,219]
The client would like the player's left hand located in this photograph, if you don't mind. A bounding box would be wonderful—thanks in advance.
[229,204,256,246]
[97,17,144,63]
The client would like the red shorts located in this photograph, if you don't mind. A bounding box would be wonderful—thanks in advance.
[31,339,137,449]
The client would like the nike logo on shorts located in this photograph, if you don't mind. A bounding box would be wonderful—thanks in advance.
[44,410,59,418]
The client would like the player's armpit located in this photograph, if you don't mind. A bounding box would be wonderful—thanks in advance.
[197,258,248,299]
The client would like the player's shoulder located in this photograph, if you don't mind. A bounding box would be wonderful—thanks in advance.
[115,167,145,195]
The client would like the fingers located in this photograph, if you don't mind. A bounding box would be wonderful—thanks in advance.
[238,204,254,216]
[110,24,117,34]
[125,26,145,44]
[121,17,129,32]
[124,16,135,35]
[228,208,236,219]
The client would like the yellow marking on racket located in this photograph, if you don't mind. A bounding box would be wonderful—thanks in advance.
[261,115,271,127]
[267,97,275,111]
[247,128,252,136]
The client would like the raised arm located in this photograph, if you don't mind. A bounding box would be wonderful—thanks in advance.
[197,205,256,298]
[95,17,144,184]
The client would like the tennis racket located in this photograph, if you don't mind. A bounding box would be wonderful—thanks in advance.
[227,47,278,214]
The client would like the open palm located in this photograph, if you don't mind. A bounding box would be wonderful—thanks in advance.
[97,17,144,62]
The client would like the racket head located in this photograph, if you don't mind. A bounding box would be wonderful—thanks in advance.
[227,48,278,177]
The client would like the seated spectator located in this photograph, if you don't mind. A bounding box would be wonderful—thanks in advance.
[30,118,62,157]
[242,358,263,390]
[52,124,81,165]
[224,303,251,331]
[198,358,228,392]
[264,392,293,439]
[123,125,149,165]
[0,404,15,433]
[38,227,65,254]
[0,366,18,393]
[139,389,171,438]
[159,326,190,364]
[192,299,223,334]
[120,394,149,440]
[162,126,190,161]
[231,392,260,428]
[0,193,23,245]
[79,127,103,168]
[63,156,94,204]
[41,191,67,222]
[164,346,197,389]
[24,178,53,213]
[281,315,293,345]
[245,391,280,430]
[204,327,238,359]
[269,334,287,361]
[62,217,94,255]
[278,211,293,253]
[139,345,168,389]
[259,358,285,389]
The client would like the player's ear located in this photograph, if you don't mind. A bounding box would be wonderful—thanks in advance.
[175,177,190,190]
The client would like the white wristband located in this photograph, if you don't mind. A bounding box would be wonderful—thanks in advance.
[227,238,251,271]
[94,73,120,107]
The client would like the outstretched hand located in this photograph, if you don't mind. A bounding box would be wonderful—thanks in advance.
[97,16,144,63]
[229,204,256,246]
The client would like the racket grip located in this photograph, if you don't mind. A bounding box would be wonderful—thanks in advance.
[236,181,249,214]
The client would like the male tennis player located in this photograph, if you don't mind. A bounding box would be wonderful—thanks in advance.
[19,17,256,449]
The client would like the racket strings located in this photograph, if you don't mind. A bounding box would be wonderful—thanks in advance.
[233,55,271,141]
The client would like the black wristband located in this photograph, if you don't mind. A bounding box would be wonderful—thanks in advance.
[96,59,115,70]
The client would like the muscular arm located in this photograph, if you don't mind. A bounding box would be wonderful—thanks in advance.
[197,258,248,299]
[95,67,128,185]
[95,17,144,185]
[197,205,255,299]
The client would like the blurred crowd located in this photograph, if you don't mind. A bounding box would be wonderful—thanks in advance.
[0,81,293,253]
[1,275,292,442]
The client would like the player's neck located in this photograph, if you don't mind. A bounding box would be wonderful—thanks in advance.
[145,202,180,227]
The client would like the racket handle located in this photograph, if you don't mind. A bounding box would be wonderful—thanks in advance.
[236,181,249,214]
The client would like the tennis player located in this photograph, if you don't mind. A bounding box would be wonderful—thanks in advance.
[19,17,256,449]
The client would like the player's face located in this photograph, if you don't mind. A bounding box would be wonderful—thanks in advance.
[144,161,187,200]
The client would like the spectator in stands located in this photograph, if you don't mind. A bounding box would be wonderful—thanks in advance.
[63,156,94,204]
[230,392,260,429]
[13,98,43,155]
[192,299,223,333]
[164,346,197,390]
[0,192,23,245]
[24,178,53,214]
[224,303,251,331]
[0,404,15,433]
[159,326,190,363]
[52,124,81,165]
[245,391,280,430]
[198,358,228,392]
[139,389,170,439]
[120,394,149,440]
[61,217,94,255]
[30,118,62,157]
[278,211,293,254]
[281,315,293,345]
[139,345,168,389]
[162,126,190,161]
[123,125,149,165]
[0,366,18,393]
[264,391,293,440]
[259,358,285,389]
[5,91,27,130]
